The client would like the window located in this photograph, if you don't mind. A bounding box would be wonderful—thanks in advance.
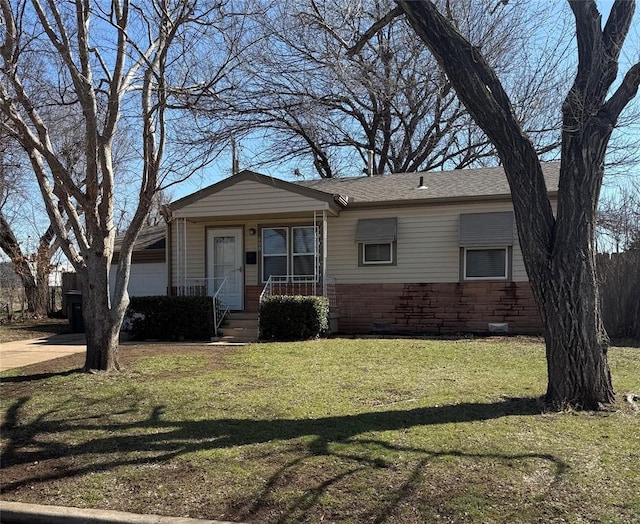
[292,226,317,279]
[262,226,318,282]
[262,228,288,281]
[362,243,393,264]
[464,247,508,279]
[459,212,514,280]
[355,217,397,266]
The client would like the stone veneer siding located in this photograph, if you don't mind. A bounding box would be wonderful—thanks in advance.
[334,282,543,335]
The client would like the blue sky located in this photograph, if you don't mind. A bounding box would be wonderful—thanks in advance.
[2,0,638,263]
[169,0,639,203]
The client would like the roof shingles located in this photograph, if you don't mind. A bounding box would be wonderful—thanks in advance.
[296,162,560,205]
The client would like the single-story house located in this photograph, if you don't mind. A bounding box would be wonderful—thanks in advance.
[110,224,167,297]
[164,163,559,334]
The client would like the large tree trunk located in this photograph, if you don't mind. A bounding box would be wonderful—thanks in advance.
[23,276,49,317]
[537,121,617,408]
[539,232,615,408]
[78,254,124,372]
[540,274,614,409]
[394,0,639,409]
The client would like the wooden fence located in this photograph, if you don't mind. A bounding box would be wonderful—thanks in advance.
[598,250,640,340]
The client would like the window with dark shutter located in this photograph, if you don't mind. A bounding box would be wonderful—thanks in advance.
[355,218,397,265]
[459,212,513,280]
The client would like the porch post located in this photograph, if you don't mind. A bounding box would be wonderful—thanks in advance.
[322,209,328,297]
[175,218,182,295]
[182,218,188,291]
[175,217,187,294]
[165,220,172,295]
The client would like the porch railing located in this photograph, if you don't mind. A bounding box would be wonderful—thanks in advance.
[177,277,230,337]
[259,275,317,304]
[259,275,336,308]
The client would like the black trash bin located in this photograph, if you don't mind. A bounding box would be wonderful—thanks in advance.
[65,291,84,333]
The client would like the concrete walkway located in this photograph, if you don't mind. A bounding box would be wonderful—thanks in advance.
[0,333,87,371]
[0,501,240,524]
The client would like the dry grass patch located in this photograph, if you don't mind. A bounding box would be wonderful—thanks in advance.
[0,318,69,343]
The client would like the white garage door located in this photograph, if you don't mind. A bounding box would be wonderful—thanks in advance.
[109,262,167,297]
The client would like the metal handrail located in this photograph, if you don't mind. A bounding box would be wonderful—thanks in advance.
[211,276,229,337]
[259,275,274,305]
[179,277,230,337]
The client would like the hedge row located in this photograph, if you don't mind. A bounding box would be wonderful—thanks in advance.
[259,295,329,341]
[125,296,214,341]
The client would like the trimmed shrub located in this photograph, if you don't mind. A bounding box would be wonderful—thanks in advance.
[259,295,329,341]
[125,296,214,341]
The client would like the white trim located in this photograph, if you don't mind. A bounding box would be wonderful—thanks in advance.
[463,246,509,280]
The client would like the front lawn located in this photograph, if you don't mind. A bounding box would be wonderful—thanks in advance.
[1,338,638,523]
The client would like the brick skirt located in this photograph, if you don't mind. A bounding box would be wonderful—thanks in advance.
[245,281,543,335]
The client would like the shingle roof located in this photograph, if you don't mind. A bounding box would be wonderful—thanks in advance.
[113,224,165,252]
[295,162,560,206]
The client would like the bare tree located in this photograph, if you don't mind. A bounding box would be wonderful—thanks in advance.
[598,178,640,253]
[359,0,640,409]
[0,130,60,317]
[0,0,238,371]
[211,0,570,178]
[597,179,640,339]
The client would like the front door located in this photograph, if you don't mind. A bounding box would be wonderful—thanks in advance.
[207,228,243,310]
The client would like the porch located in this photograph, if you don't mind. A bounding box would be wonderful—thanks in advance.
[166,170,346,340]
[174,275,338,341]
[170,209,337,339]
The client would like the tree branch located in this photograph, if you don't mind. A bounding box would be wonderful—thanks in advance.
[394,0,555,251]
[602,0,636,60]
[346,6,403,57]
[600,62,640,123]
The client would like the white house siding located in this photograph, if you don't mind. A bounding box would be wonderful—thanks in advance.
[173,179,332,219]
[325,201,529,284]
[170,198,535,289]
[170,214,325,289]
[171,218,204,284]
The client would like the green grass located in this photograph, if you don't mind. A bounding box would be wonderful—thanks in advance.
[1,337,639,523]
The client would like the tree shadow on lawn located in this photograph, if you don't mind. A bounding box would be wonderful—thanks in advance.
[0,368,82,383]
[1,396,567,521]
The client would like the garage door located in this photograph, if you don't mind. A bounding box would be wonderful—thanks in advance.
[109,262,167,297]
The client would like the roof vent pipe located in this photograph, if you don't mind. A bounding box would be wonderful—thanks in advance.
[367,150,374,176]
[417,176,428,190]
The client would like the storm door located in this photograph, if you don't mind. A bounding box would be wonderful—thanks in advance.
[206,228,243,310]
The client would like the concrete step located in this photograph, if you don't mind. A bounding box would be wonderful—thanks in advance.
[224,318,258,329]
[226,312,257,320]
[218,312,258,342]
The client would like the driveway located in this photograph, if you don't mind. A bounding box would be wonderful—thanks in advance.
[0,333,87,371]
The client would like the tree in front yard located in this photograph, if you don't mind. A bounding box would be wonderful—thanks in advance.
[350,0,639,408]
[0,0,240,371]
